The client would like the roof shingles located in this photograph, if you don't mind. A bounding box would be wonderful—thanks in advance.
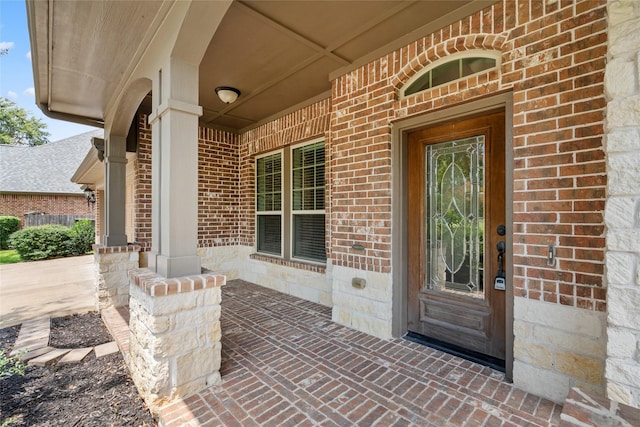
[0,130,103,194]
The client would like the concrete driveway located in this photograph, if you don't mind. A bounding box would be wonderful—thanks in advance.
[0,255,95,328]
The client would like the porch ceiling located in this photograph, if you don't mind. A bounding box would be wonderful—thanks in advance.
[28,0,492,133]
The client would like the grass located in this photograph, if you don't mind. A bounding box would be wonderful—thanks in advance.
[0,250,21,264]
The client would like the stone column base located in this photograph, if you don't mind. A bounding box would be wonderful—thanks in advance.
[128,268,225,413]
[93,244,141,310]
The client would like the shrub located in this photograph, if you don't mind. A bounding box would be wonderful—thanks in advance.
[0,216,20,250]
[0,350,27,427]
[9,224,71,261]
[0,350,26,380]
[67,220,95,255]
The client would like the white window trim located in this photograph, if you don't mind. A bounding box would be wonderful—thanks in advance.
[255,149,284,258]
[400,49,502,100]
[289,138,326,265]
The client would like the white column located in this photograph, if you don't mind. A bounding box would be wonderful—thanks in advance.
[103,135,128,246]
[147,56,201,278]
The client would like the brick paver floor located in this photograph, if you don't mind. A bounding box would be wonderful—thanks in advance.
[158,280,562,426]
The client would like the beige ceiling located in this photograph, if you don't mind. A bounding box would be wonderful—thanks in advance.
[200,0,490,131]
[29,0,493,133]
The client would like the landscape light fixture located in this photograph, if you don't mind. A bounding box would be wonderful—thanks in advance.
[215,86,241,104]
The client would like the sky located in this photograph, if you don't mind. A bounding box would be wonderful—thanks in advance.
[0,1,96,142]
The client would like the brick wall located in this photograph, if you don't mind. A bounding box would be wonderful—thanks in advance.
[330,0,607,312]
[0,193,94,226]
[198,127,239,247]
[238,99,332,248]
[134,116,240,250]
[135,116,152,250]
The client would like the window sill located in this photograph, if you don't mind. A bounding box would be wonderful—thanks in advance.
[250,253,326,274]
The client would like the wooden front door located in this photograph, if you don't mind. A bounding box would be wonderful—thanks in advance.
[407,111,506,362]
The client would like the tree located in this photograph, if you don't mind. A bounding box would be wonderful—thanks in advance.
[0,97,50,146]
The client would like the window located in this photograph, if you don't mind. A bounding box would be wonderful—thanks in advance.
[256,152,282,255]
[403,52,499,98]
[255,140,326,263]
[292,141,325,262]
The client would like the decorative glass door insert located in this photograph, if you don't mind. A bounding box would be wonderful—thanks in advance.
[426,136,484,298]
[407,111,506,362]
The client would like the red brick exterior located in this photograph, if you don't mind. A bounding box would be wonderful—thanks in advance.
[0,193,95,225]
[238,99,332,248]
[134,115,240,250]
[135,116,152,250]
[329,0,607,311]
[198,127,239,247]
[131,0,607,313]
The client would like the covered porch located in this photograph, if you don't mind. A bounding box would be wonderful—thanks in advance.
[105,280,562,426]
[27,0,640,414]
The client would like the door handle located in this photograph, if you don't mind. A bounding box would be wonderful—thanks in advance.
[494,241,506,290]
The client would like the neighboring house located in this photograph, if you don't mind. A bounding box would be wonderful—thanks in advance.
[0,130,102,226]
[27,0,640,412]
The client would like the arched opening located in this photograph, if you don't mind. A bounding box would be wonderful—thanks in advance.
[402,50,501,98]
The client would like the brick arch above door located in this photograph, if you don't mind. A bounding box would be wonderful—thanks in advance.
[391,34,509,91]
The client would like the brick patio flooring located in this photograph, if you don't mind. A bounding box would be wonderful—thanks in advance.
[155,279,561,426]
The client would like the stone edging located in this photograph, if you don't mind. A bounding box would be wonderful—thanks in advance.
[10,316,119,366]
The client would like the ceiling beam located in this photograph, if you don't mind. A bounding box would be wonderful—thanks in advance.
[209,0,418,128]
[324,0,417,53]
[201,107,255,126]
[235,1,350,66]
[329,0,495,80]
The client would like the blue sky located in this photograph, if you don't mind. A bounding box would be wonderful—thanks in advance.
[1,1,96,142]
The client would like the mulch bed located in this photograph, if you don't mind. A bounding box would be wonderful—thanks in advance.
[0,312,156,426]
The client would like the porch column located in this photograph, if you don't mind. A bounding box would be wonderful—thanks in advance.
[103,135,128,246]
[147,56,201,278]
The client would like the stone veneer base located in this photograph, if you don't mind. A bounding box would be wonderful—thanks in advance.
[93,244,141,310]
[127,268,225,413]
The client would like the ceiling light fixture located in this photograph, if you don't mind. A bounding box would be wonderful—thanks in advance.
[215,86,241,104]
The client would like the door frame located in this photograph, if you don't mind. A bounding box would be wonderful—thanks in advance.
[390,92,515,380]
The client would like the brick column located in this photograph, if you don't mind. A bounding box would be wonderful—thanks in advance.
[127,268,225,413]
[93,244,141,310]
[604,0,640,408]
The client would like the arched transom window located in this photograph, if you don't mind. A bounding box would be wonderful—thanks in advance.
[402,50,501,98]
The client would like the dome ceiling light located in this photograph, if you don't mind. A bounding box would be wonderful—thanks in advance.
[215,86,241,104]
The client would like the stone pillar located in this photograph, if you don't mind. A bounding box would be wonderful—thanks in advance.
[93,244,140,310]
[127,268,225,413]
[103,135,128,246]
[604,0,640,408]
[147,57,201,278]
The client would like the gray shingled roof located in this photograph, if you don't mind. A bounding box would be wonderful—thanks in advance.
[0,129,103,194]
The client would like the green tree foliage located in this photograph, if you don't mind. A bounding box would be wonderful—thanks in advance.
[0,216,20,250]
[0,97,50,146]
